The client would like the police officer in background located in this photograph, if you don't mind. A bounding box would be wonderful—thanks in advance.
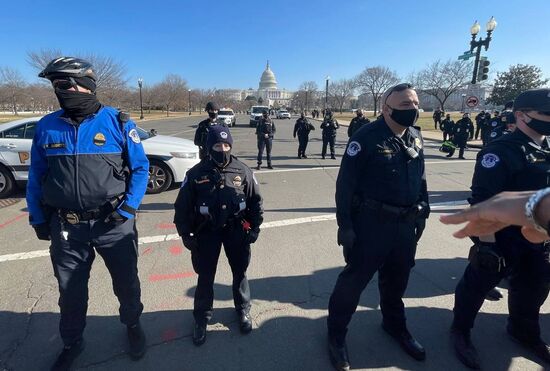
[474,110,486,140]
[480,111,493,145]
[194,101,227,160]
[321,110,340,159]
[446,113,474,159]
[433,107,444,130]
[440,113,455,142]
[174,125,263,346]
[488,110,517,143]
[293,112,315,158]
[27,57,149,370]
[255,110,276,169]
[327,83,430,370]
[451,89,550,369]
[347,109,370,137]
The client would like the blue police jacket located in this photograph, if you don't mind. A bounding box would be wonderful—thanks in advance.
[26,106,149,224]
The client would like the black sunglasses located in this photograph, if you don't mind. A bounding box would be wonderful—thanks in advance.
[52,79,76,90]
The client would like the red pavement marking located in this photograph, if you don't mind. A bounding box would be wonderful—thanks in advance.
[141,247,153,255]
[157,223,175,229]
[169,245,183,256]
[161,328,178,342]
[148,271,195,282]
[0,213,27,229]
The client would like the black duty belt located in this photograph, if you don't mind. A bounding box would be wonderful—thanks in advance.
[363,199,426,222]
[58,195,123,224]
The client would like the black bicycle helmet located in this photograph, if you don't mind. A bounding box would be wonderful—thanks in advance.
[38,57,97,81]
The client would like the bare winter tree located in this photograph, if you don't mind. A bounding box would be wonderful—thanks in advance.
[410,59,472,110]
[0,67,27,115]
[355,66,399,115]
[156,74,188,116]
[292,81,319,112]
[328,79,356,113]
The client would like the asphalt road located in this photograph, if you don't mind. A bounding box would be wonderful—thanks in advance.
[0,114,548,371]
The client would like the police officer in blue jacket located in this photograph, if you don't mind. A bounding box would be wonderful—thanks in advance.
[27,57,149,371]
[174,125,263,346]
[327,83,429,370]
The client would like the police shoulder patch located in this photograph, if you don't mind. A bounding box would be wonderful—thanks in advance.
[415,137,422,149]
[129,128,140,143]
[490,131,497,138]
[346,141,361,157]
[481,153,500,168]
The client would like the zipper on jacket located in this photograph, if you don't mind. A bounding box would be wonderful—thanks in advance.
[74,125,84,210]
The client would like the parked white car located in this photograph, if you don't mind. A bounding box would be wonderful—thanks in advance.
[0,117,199,197]
[218,108,236,127]
[277,110,291,119]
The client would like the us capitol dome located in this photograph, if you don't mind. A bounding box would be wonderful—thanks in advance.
[248,61,293,108]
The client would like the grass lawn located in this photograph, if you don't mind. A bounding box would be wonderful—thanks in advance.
[0,111,204,124]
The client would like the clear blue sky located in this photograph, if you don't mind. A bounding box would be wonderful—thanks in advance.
[1,0,549,90]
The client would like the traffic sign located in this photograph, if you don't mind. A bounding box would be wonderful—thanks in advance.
[457,51,474,60]
[466,96,479,108]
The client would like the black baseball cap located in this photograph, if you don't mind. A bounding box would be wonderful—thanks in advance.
[513,88,550,112]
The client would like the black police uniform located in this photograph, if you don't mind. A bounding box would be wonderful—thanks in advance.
[327,117,429,344]
[194,119,227,160]
[256,116,276,168]
[440,117,455,142]
[174,154,263,326]
[447,117,474,158]
[453,129,550,355]
[480,112,493,145]
[433,109,443,130]
[293,116,315,158]
[474,112,485,140]
[487,126,512,143]
[321,116,339,159]
[347,115,370,138]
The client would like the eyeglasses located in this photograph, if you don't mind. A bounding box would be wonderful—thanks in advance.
[52,79,76,90]
[384,83,414,104]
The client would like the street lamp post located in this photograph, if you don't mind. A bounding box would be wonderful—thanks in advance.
[188,89,192,115]
[461,93,467,112]
[325,76,330,112]
[137,78,144,120]
[469,16,497,84]
[305,89,309,114]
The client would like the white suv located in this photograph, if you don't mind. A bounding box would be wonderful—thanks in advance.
[249,105,270,127]
[277,110,291,119]
[218,108,236,127]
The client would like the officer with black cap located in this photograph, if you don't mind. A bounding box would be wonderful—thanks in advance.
[446,113,474,159]
[174,125,263,346]
[347,109,370,138]
[293,112,316,158]
[320,110,340,159]
[327,83,430,370]
[474,110,486,140]
[451,88,550,369]
[255,110,276,169]
[194,101,227,160]
[27,57,149,370]
[440,113,455,142]
[433,107,444,130]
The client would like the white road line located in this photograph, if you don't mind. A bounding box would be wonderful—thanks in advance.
[0,201,468,264]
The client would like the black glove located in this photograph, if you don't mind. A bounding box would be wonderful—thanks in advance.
[33,223,51,241]
[246,229,260,244]
[104,210,127,226]
[337,227,356,262]
[415,218,426,242]
[181,234,199,252]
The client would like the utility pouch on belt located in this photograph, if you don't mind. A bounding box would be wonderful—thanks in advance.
[470,243,506,273]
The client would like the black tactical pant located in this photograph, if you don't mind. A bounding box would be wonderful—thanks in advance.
[453,243,550,340]
[49,214,143,346]
[327,208,418,344]
[434,118,441,130]
[192,225,251,324]
[448,136,467,158]
[257,137,273,166]
[322,135,336,158]
[474,124,481,140]
[298,134,309,157]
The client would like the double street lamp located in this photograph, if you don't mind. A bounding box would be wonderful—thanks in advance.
[188,89,192,115]
[461,93,467,113]
[469,16,497,84]
[325,75,330,111]
[137,78,144,120]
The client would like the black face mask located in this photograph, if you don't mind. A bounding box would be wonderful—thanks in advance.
[208,112,218,120]
[525,114,550,136]
[55,88,101,124]
[357,112,363,117]
[388,106,418,127]
[210,150,231,168]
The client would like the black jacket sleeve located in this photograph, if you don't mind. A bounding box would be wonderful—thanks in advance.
[173,171,196,236]
[244,167,264,230]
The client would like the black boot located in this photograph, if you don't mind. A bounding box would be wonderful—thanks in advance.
[485,287,503,301]
[451,327,481,369]
[50,339,85,371]
[382,323,426,361]
[255,164,261,171]
[238,312,253,334]
[127,323,146,360]
[328,337,350,371]
[331,154,336,159]
[267,164,274,170]
[508,323,550,364]
[302,154,308,159]
[193,322,207,346]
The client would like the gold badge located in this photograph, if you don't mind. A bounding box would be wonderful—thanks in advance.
[415,137,422,149]
[93,133,106,146]
[233,175,242,187]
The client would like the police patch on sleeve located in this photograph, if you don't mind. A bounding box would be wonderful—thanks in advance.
[481,153,500,168]
[129,128,141,143]
[490,131,497,138]
[346,141,361,157]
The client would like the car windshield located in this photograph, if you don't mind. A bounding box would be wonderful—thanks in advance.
[219,111,233,116]
[136,127,151,140]
[252,107,267,113]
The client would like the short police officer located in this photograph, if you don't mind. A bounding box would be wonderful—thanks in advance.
[174,125,263,346]
[440,113,455,142]
[27,57,149,370]
[451,89,550,369]
[255,110,276,169]
[327,83,430,370]
[433,107,444,130]
[194,101,227,160]
[293,111,316,158]
[347,109,370,138]
[446,113,474,159]
[320,110,339,159]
